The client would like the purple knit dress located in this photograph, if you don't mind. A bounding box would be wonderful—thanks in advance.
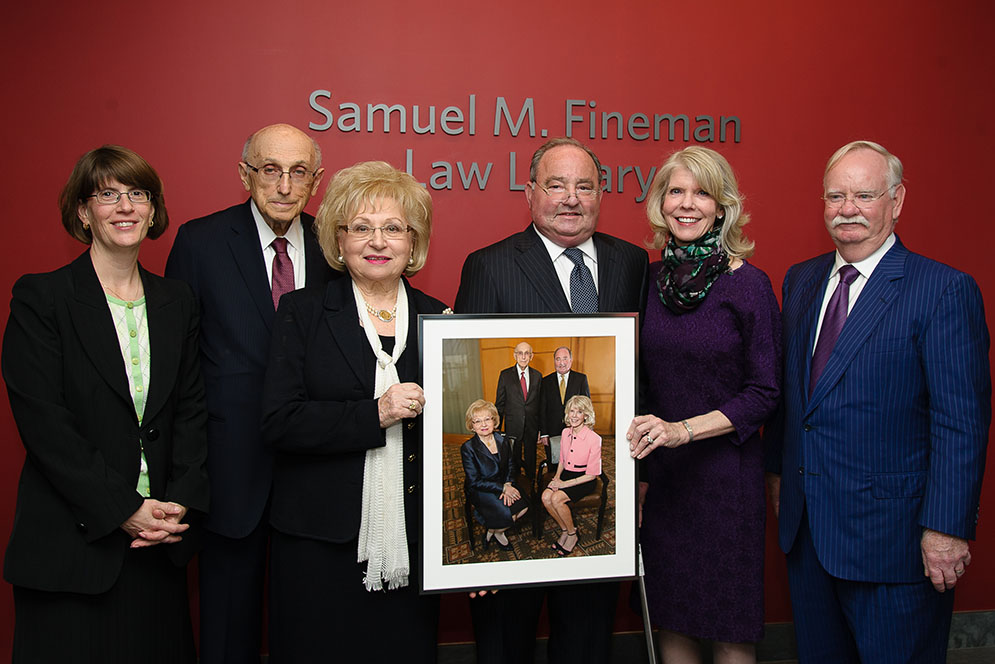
[638,260,781,642]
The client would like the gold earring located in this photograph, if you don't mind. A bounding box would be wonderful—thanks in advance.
[82,222,89,230]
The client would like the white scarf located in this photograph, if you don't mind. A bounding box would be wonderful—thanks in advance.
[354,279,410,591]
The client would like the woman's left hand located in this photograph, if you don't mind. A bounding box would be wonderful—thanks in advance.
[547,478,564,490]
[378,382,425,428]
[501,483,520,506]
[627,414,690,458]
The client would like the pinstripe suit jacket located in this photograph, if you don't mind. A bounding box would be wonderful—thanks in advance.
[770,236,991,583]
[164,201,337,538]
[453,225,648,316]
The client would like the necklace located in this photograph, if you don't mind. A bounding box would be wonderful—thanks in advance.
[364,300,397,322]
[102,282,143,302]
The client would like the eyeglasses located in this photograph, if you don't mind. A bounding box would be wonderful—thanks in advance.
[87,189,152,205]
[823,190,891,209]
[532,181,600,201]
[337,222,411,241]
[243,162,317,185]
[471,418,494,425]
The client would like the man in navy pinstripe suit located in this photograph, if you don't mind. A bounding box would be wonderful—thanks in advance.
[456,137,648,664]
[767,140,990,663]
[165,124,335,663]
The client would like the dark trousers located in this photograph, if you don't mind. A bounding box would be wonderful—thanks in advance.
[786,512,954,663]
[470,582,618,664]
[198,519,270,664]
[510,432,539,485]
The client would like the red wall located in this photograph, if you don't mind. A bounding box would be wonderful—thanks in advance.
[2,0,994,654]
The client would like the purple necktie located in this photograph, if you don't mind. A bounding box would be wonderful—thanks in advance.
[809,264,859,396]
[271,237,295,310]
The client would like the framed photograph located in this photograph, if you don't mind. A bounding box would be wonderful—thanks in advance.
[419,314,639,593]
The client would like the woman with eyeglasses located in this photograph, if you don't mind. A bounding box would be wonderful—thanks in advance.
[261,160,447,662]
[461,399,530,551]
[626,147,781,664]
[1,145,209,663]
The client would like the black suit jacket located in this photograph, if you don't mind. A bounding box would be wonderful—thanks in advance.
[260,276,447,543]
[2,252,209,594]
[165,200,336,538]
[495,365,542,442]
[454,225,649,316]
[539,370,591,438]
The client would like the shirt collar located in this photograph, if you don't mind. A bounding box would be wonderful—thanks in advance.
[532,224,598,265]
[250,199,303,250]
[833,232,895,279]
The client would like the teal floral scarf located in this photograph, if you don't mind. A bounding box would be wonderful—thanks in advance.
[656,227,730,313]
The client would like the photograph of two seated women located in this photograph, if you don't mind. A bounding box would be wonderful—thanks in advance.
[441,338,616,564]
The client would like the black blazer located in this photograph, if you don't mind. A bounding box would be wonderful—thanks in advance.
[260,275,447,543]
[454,225,649,316]
[165,200,336,538]
[538,370,590,437]
[1,252,209,594]
[495,365,542,442]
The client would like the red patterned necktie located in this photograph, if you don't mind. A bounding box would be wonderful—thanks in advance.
[271,237,295,310]
[520,371,528,400]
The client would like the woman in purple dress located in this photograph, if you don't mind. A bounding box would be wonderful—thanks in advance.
[626,147,781,664]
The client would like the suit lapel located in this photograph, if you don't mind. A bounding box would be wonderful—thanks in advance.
[227,202,275,330]
[796,256,835,407]
[513,228,570,312]
[323,278,375,394]
[66,253,134,412]
[471,435,500,476]
[527,367,542,403]
[594,233,620,311]
[142,266,181,422]
[302,215,328,287]
[807,241,907,411]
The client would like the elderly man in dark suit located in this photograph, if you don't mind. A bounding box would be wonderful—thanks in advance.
[455,137,648,664]
[165,123,336,664]
[495,341,543,483]
[539,346,591,474]
[766,140,990,663]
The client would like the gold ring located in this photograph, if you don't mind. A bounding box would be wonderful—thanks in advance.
[409,401,418,410]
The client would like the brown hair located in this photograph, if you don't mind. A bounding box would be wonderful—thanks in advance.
[59,145,168,244]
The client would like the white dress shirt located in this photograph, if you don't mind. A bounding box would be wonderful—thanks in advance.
[250,200,307,289]
[534,225,599,304]
[812,233,895,353]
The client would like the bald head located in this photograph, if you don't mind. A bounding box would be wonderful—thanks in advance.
[514,342,533,369]
[237,124,325,235]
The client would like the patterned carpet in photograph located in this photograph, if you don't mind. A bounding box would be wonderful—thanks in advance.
[442,436,616,565]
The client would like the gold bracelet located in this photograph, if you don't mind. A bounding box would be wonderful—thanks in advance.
[681,419,694,442]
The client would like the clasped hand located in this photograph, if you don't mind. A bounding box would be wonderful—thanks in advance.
[378,382,425,428]
[120,499,189,548]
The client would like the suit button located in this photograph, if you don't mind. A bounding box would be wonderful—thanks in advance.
[407,454,416,462]
[76,522,88,533]
[798,466,804,475]
[406,422,415,430]
[407,485,417,494]
[146,428,160,441]
[803,424,813,432]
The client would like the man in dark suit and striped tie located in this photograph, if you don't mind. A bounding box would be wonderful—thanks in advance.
[767,140,991,663]
[495,341,543,483]
[456,137,648,664]
[165,124,336,664]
